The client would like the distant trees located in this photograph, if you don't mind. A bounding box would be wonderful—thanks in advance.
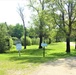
[71,22,76,49]
[28,0,48,49]
[27,0,76,53]
[1,0,76,54]
[12,23,23,39]
[8,23,24,39]
[48,0,76,53]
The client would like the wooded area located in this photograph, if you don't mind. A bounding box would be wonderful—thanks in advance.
[0,0,76,54]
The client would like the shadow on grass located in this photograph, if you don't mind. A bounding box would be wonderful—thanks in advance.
[8,48,76,64]
[9,52,76,64]
[10,56,55,64]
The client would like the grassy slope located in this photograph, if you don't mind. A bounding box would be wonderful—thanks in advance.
[0,42,76,75]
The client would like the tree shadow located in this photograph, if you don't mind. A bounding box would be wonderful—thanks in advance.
[9,56,55,64]
[9,51,66,64]
[8,48,76,65]
[48,52,76,58]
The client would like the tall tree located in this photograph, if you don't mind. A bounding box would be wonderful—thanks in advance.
[28,0,45,49]
[0,23,8,53]
[50,0,76,53]
[17,5,26,49]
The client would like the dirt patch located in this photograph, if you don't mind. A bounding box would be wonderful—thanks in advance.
[30,57,76,75]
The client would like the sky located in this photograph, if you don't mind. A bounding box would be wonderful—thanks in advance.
[0,0,31,27]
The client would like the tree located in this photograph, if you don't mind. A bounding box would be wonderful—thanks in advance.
[28,26,38,38]
[7,24,15,37]
[49,0,76,53]
[12,23,23,39]
[0,23,8,53]
[17,5,26,49]
[71,23,76,49]
[28,0,46,49]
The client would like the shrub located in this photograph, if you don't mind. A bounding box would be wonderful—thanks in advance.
[26,37,32,45]
[5,37,13,50]
[0,24,8,53]
[12,37,18,45]
[0,38,6,53]
[9,37,13,49]
[32,38,39,45]
[21,36,32,46]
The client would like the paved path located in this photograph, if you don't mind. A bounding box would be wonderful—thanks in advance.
[30,57,76,75]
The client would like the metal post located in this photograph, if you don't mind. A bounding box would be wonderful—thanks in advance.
[43,47,45,57]
[19,50,21,57]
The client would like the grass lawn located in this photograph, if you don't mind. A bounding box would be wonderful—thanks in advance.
[0,42,76,75]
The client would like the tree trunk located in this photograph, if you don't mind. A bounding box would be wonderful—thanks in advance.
[66,35,70,53]
[49,38,51,44]
[39,35,42,49]
[75,38,76,49]
[24,27,26,49]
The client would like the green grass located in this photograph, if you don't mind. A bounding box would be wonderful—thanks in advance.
[0,42,76,75]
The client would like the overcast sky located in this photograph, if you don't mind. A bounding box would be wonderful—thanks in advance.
[0,0,31,27]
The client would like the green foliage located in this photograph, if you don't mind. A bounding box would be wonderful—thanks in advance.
[12,37,18,45]
[0,39,6,53]
[4,36,13,50]
[26,36,32,45]
[21,36,32,46]
[28,26,38,38]
[32,38,39,45]
[9,23,24,39]
[0,23,8,53]
[8,25,14,36]
[9,37,13,49]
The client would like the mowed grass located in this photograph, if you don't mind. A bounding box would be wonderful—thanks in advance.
[0,42,76,75]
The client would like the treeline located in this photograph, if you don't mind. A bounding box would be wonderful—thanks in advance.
[0,22,65,53]
[0,0,76,53]
[27,0,76,53]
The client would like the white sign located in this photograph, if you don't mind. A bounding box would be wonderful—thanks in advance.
[16,43,22,51]
[41,43,47,47]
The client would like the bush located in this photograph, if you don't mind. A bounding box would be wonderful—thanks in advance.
[21,36,32,46]
[0,38,6,53]
[9,37,13,49]
[12,37,18,45]
[0,36,13,53]
[26,37,32,45]
[32,38,39,45]
[0,23,7,53]
[5,37,13,50]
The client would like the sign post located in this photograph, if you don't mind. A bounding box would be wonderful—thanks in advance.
[16,43,22,57]
[41,43,47,57]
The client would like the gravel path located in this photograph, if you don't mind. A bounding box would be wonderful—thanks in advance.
[30,57,76,75]
[30,43,76,75]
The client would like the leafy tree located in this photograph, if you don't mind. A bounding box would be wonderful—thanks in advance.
[17,5,26,49]
[12,23,23,39]
[71,23,76,49]
[0,23,8,53]
[8,24,23,39]
[8,25,14,37]
[27,26,38,38]
[21,36,32,46]
[49,0,76,53]
[28,0,46,49]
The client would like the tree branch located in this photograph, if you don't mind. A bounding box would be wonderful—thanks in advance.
[29,0,39,14]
